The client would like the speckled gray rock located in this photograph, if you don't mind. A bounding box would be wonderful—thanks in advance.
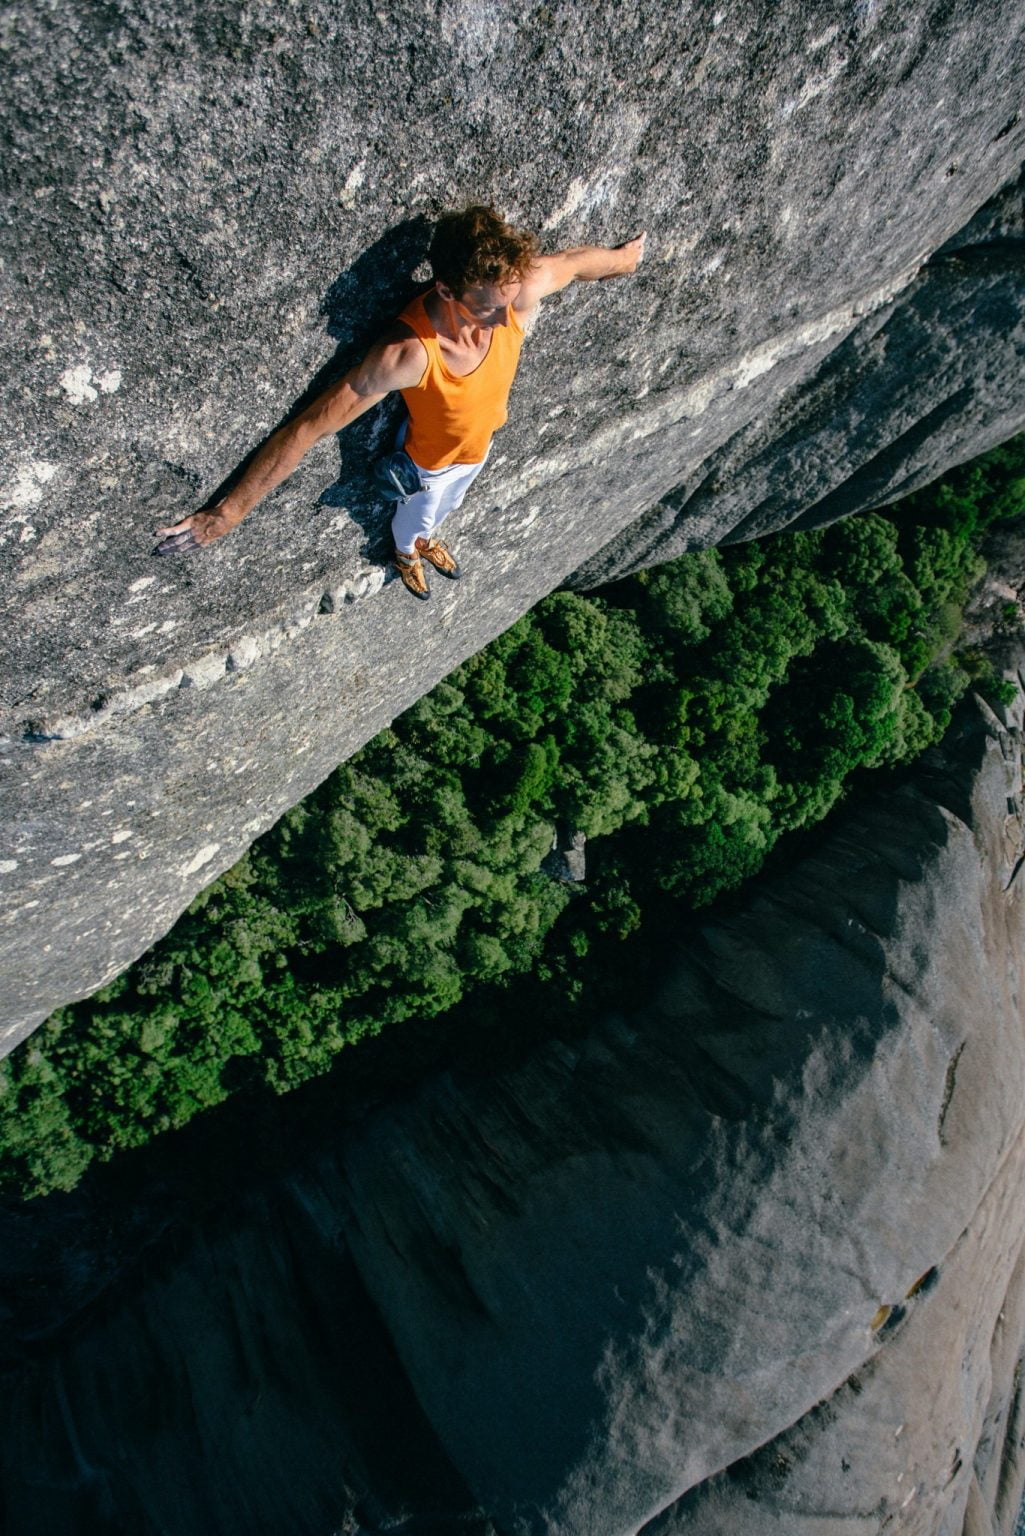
[2,674,1024,1535]
[541,827,587,882]
[570,169,1025,586]
[4,0,1025,1042]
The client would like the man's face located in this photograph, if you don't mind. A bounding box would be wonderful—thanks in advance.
[441,278,521,328]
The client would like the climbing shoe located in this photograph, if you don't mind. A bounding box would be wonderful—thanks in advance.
[394,548,430,602]
[415,536,461,579]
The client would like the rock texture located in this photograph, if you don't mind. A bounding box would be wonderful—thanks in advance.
[3,672,1025,1535]
[4,1,1025,1040]
[570,169,1025,585]
[542,827,587,882]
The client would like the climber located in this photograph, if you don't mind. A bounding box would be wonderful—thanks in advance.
[154,205,646,599]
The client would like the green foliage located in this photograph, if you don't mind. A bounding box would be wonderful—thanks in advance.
[3,433,1024,1198]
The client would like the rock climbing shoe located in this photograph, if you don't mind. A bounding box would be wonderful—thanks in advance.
[415,536,461,579]
[394,548,430,602]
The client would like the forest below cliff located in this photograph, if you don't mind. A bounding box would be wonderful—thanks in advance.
[3,438,1024,1200]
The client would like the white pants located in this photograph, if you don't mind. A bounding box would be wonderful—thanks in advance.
[390,424,489,553]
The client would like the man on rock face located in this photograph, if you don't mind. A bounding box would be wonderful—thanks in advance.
[156,205,646,599]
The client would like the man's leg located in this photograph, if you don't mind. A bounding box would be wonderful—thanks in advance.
[391,456,487,596]
[391,478,448,556]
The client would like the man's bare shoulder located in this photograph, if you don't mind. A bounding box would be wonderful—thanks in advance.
[354,322,427,393]
[513,255,566,317]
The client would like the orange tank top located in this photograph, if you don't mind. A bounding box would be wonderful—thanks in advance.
[398,289,525,470]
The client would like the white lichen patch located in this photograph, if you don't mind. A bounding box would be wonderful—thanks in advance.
[58,364,121,404]
[127,577,159,608]
[50,853,82,867]
[59,365,99,404]
[3,464,54,545]
[2,898,40,927]
[111,829,134,844]
[0,860,17,874]
[181,843,220,877]
[338,161,365,209]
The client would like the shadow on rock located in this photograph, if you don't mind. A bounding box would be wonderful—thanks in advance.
[201,215,433,565]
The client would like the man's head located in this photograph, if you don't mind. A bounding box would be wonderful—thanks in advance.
[429,205,538,309]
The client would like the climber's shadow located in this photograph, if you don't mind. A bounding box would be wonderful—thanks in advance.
[206,215,432,564]
[313,215,433,560]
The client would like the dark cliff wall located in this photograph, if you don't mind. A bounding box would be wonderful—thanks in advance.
[4,0,1025,1041]
[3,672,1024,1535]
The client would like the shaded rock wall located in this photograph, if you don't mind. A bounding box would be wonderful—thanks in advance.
[2,670,1025,1535]
[338,678,1025,1535]
[4,0,1025,1041]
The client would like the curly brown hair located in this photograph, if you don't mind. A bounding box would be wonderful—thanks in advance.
[428,205,539,297]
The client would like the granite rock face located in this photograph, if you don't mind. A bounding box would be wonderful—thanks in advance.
[3,675,1025,1535]
[570,169,1025,585]
[4,0,1025,1040]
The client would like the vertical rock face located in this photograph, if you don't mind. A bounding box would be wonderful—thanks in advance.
[3,1,1025,1042]
[570,169,1025,585]
[2,675,1025,1535]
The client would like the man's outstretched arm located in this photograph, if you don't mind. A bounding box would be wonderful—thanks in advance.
[514,231,647,319]
[155,329,426,553]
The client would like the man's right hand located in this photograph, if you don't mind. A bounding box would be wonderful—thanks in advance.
[154,503,238,556]
[615,232,647,273]
[151,328,422,557]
